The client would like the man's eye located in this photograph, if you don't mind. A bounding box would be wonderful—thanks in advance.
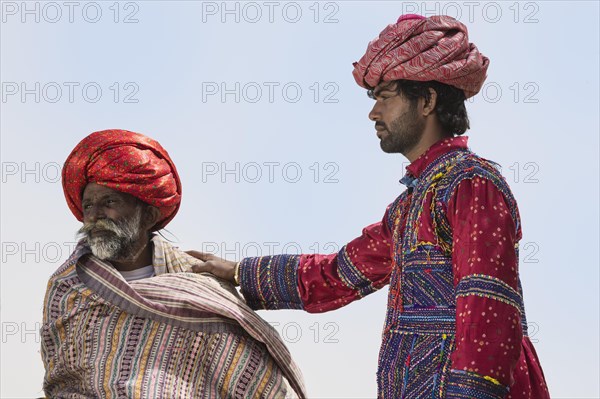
[83,204,92,210]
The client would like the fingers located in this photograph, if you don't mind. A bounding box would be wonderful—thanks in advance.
[186,250,214,261]
[191,262,212,273]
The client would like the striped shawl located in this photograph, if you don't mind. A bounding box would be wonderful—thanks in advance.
[41,235,306,398]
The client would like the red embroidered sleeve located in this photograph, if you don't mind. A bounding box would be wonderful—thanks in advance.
[239,206,395,313]
[446,175,523,396]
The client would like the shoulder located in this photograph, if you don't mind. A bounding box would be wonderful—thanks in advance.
[439,153,515,204]
[47,241,88,285]
[150,236,243,299]
[437,153,521,232]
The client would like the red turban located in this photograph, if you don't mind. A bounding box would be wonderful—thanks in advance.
[352,14,489,98]
[62,129,182,230]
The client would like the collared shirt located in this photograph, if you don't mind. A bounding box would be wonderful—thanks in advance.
[405,135,469,178]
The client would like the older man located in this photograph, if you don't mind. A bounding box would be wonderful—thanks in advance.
[191,15,550,398]
[41,129,306,398]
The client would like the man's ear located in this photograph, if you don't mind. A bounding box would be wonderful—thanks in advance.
[143,206,162,231]
[422,87,438,117]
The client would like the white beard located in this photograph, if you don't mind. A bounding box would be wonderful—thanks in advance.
[89,236,123,260]
[82,206,143,261]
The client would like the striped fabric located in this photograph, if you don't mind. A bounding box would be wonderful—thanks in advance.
[41,236,306,398]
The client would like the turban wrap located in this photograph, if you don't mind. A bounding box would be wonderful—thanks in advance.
[62,129,182,230]
[352,14,489,98]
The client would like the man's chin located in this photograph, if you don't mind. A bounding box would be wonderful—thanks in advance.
[88,237,121,260]
[90,247,119,261]
[380,141,401,154]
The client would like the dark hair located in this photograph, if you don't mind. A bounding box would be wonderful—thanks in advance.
[369,79,470,135]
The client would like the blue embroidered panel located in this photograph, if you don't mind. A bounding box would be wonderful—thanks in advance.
[239,255,303,310]
[446,370,509,399]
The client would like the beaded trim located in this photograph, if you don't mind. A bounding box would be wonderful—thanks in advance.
[239,255,303,310]
[456,274,522,313]
[432,155,521,254]
[403,149,472,255]
[446,369,509,398]
[337,246,376,297]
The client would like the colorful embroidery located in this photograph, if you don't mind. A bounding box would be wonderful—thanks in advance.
[239,255,303,310]
[337,246,376,297]
[432,155,521,253]
[446,369,509,398]
[239,137,549,398]
[456,274,522,313]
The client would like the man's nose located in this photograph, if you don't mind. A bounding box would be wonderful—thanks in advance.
[368,102,380,121]
[85,205,106,224]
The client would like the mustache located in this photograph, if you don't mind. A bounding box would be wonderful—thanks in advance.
[78,218,129,239]
[77,206,144,250]
[375,122,387,130]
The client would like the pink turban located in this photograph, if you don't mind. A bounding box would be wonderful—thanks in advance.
[62,129,182,230]
[352,14,489,98]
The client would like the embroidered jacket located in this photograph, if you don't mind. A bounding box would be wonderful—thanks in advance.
[238,136,549,399]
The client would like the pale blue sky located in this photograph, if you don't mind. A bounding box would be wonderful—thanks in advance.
[1,1,599,397]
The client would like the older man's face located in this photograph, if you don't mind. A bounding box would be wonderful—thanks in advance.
[79,183,145,261]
